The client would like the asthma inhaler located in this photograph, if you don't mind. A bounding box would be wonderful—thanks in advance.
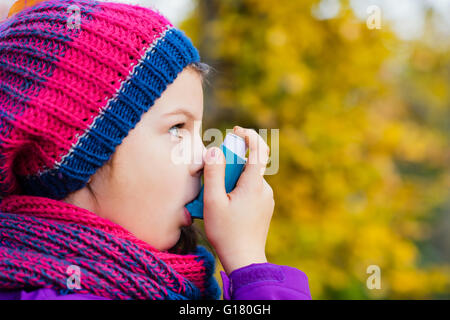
[185,133,247,220]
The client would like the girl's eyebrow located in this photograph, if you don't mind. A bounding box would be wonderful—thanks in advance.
[163,108,197,120]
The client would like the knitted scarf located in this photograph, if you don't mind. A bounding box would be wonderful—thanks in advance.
[0,195,221,300]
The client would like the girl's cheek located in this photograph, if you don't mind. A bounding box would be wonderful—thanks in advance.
[169,139,191,165]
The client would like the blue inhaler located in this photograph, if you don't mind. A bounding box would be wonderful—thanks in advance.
[185,133,247,220]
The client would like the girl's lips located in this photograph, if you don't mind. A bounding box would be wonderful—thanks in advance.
[183,207,193,226]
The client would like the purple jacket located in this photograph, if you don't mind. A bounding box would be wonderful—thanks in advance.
[0,262,311,300]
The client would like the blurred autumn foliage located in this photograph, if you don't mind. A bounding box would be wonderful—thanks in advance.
[6,0,47,19]
[0,0,448,300]
[182,0,450,299]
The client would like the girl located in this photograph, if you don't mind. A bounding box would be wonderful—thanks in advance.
[0,0,311,300]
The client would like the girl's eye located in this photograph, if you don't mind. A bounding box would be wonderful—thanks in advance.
[169,123,185,139]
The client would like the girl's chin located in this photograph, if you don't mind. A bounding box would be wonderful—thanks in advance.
[135,227,181,252]
[158,230,182,253]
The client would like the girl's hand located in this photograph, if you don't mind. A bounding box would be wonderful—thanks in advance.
[202,126,274,275]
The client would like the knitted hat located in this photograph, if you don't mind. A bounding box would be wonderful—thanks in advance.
[0,0,201,199]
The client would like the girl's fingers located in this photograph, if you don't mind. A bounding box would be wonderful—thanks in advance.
[233,126,270,178]
[203,147,228,207]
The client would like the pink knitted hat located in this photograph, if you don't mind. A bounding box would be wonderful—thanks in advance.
[0,0,201,199]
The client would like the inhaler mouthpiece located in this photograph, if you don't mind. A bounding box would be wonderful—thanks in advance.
[185,133,247,219]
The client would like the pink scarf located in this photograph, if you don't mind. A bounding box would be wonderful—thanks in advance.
[0,195,220,299]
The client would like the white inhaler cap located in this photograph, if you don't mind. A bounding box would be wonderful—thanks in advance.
[223,133,247,160]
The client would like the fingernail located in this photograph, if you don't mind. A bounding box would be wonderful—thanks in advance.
[206,148,216,162]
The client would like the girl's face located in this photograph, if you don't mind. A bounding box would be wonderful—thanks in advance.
[64,67,206,251]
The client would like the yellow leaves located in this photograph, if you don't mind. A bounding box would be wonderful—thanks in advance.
[388,267,450,298]
[354,225,390,264]
[339,19,362,41]
[379,122,403,153]
[345,191,368,214]
[430,79,449,103]
[352,224,418,287]
[238,91,260,110]
[280,73,305,95]
[396,220,427,240]
[395,122,447,164]
[411,48,436,72]
[390,269,428,297]
[266,27,287,47]
[393,241,418,267]
[427,267,450,295]
[322,170,350,201]
[325,266,351,290]
[185,0,450,299]
[280,126,315,169]
[7,0,46,18]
